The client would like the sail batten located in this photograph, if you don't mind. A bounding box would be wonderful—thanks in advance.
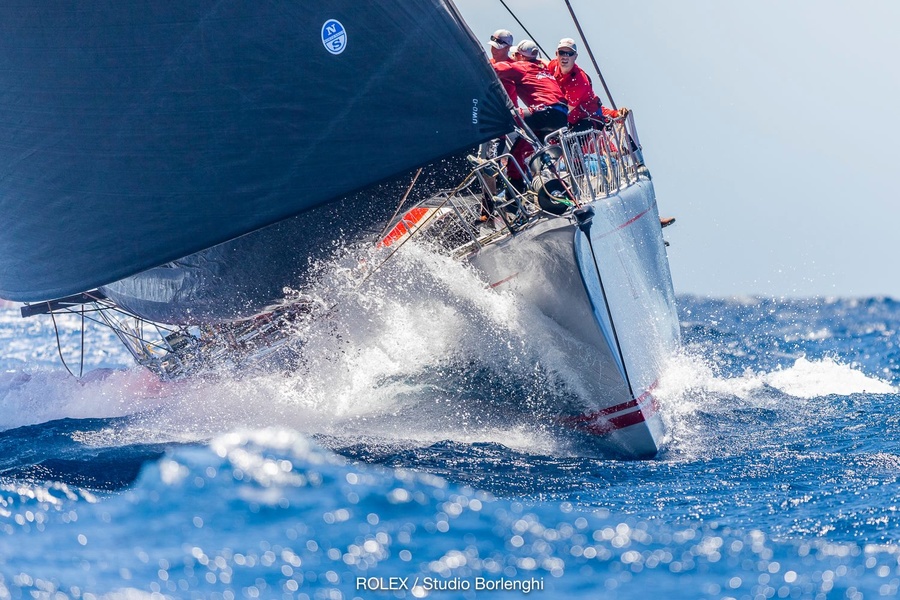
[0,0,514,301]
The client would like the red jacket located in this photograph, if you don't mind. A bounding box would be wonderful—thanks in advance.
[493,60,566,118]
[548,59,618,125]
[490,57,518,103]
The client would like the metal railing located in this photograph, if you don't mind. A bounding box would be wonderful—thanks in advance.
[545,114,647,205]
[377,154,541,260]
[378,114,650,261]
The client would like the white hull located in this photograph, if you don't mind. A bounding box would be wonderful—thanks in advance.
[469,177,679,458]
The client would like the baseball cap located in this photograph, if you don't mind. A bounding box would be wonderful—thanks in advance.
[557,38,578,52]
[488,29,513,49]
[515,40,539,59]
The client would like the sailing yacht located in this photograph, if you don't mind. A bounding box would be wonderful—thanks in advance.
[0,0,679,458]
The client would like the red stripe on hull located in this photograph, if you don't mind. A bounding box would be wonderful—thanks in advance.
[558,380,660,436]
[487,272,519,289]
[484,194,654,289]
[593,197,657,241]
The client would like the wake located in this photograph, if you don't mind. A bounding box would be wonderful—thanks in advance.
[4,248,894,460]
[654,349,896,458]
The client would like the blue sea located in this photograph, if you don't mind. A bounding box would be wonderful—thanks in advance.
[0,250,898,599]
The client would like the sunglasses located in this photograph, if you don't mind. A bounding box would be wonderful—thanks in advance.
[491,36,510,46]
[557,49,576,57]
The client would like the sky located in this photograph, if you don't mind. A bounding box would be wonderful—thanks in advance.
[453,0,900,298]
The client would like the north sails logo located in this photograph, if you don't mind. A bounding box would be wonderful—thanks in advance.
[321,19,347,55]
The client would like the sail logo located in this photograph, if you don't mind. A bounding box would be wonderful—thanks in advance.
[472,99,479,124]
[321,19,347,55]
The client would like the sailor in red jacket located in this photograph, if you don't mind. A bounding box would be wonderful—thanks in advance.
[492,40,568,190]
[487,29,518,102]
[547,38,627,131]
[547,38,674,227]
[488,28,514,63]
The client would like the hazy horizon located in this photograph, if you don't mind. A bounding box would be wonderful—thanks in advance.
[455,0,900,299]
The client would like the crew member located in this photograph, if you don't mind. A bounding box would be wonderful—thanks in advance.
[492,40,568,191]
[547,38,674,227]
[487,29,517,100]
[547,38,626,131]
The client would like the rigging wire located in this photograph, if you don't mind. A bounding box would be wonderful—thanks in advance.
[495,0,617,109]
[561,0,617,109]
[496,0,549,58]
[352,171,480,294]
[378,167,423,240]
[49,302,176,354]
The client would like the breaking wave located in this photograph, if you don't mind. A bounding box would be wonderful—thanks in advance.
[1,270,895,472]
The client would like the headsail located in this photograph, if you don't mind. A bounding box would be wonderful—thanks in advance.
[0,0,513,301]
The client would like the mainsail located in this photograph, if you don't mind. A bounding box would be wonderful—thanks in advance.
[0,0,513,302]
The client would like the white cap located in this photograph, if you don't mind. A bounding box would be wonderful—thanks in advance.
[557,38,578,52]
[489,29,513,49]
[515,40,539,60]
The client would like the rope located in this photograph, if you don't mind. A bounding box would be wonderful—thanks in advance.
[546,161,582,209]
[49,305,80,379]
[79,305,85,377]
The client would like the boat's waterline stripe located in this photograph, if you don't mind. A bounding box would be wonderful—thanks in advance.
[557,380,660,435]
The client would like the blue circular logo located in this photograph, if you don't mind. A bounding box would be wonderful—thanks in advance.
[321,19,347,55]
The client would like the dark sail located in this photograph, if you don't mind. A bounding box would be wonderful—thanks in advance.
[98,159,480,323]
[0,0,513,302]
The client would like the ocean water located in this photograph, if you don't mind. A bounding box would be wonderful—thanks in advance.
[0,248,898,599]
